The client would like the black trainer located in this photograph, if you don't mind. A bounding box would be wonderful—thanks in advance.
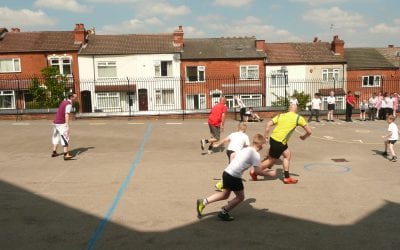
[218,211,234,221]
[391,156,397,162]
[51,151,59,157]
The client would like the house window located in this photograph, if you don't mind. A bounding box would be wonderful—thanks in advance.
[155,89,174,105]
[322,68,339,82]
[49,57,72,76]
[97,61,117,78]
[270,71,287,87]
[240,94,262,107]
[186,66,205,82]
[155,61,173,77]
[240,65,259,80]
[0,90,15,109]
[362,75,381,87]
[96,92,120,109]
[186,94,206,109]
[0,58,21,73]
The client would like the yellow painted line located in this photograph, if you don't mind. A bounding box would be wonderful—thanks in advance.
[128,122,145,125]
[165,122,182,125]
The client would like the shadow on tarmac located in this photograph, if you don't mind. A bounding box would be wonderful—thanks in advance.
[1,180,399,249]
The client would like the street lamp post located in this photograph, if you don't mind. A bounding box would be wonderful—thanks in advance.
[280,66,288,107]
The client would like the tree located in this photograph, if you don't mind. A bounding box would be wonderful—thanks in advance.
[271,90,311,110]
[27,67,70,108]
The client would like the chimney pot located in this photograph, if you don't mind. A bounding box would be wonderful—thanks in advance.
[388,45,394,48]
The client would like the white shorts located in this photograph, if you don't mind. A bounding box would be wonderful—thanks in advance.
[52,124,70,146]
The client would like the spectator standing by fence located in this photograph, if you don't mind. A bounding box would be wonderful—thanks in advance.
[368,93,377,121]
[308,93,322,122]
[346,91,356,122]
[327,91,336,122]
[51,92,77,160]
[235,96,246,122]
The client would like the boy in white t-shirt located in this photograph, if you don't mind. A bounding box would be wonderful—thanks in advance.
[308,93,322,122]
[382,115,398,162]
[196,134,266,221]
[212,122,250,191]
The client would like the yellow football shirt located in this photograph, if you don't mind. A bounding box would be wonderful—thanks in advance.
[270,112,307,144]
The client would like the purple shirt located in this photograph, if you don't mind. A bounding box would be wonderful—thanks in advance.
[53,100,72,124]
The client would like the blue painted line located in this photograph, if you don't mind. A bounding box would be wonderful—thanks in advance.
[86,123,153,250]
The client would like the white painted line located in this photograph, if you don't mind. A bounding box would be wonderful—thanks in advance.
[165,122,182,125]
[89,123,106,125]
[352,139,364,143]
[323,136,334,140]
[12,122,30,125]
[128,122,145,125]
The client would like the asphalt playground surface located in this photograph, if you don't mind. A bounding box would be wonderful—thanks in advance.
[0,115,399,249]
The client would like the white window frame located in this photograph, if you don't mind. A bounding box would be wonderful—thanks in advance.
[240,94,262,108]
[155,89,174,105]
[97,61,117,79]
[240,65,259,80]
[0,58,21,73]
[0,90,15,109]
[322,68,340,82]
[48,56,72,76]
[186,66,205,82]
[96,92,120,109]
[154,60,173,77]
[186,93,206,110]
[270,71,287,87]
[362,75,381,87]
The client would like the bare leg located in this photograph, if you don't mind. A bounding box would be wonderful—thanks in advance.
[223,190,244,212]
[282,149,291,172]
[206,189,231,204]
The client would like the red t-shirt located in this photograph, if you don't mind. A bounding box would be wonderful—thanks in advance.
[346,95,355,106]
[208,103,227,126]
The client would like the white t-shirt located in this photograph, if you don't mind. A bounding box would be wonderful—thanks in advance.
[311,98,322,109]
[224,147,260,178]
[327,96,336,104]
[236,98,245,108]
[385,97,394,109]
[388,122,399,140]
[289,98,298,105]
[227,131,250,152]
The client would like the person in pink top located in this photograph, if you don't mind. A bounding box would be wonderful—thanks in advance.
[392,92,399,116]
[51,92,77,160]
[375,91,383,119]
[201,97,227,154]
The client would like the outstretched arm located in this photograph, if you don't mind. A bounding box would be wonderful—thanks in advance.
[299,124,312,140]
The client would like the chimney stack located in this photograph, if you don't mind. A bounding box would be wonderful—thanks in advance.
[388,45,394,48]
[331,35,344,56]
[173,25,184,48]
[255,40,265,51]
[74,23,86,45]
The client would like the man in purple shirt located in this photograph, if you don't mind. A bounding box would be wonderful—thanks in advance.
[51,93,77,160]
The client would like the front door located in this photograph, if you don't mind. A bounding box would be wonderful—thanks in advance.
[138,89,148,111]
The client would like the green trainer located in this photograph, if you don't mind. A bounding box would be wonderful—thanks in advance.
[197,199,205,218]
[215,181,223,192]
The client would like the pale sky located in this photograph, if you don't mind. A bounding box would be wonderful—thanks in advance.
[1,0,399,47]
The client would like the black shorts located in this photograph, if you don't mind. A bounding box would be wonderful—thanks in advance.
[222,171,243,191]
[209,124,221,141]
[328,104,335,111]
[268,137,288,159]
[226,150,235,163]
[388,140,397,145]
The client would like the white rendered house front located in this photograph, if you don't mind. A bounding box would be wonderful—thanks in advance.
[78,53,181,114]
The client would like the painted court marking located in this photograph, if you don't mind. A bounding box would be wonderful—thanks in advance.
[165,122,182,125]
[304,163,351,173]
[86,123,153,250]
[128,122,145,125]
